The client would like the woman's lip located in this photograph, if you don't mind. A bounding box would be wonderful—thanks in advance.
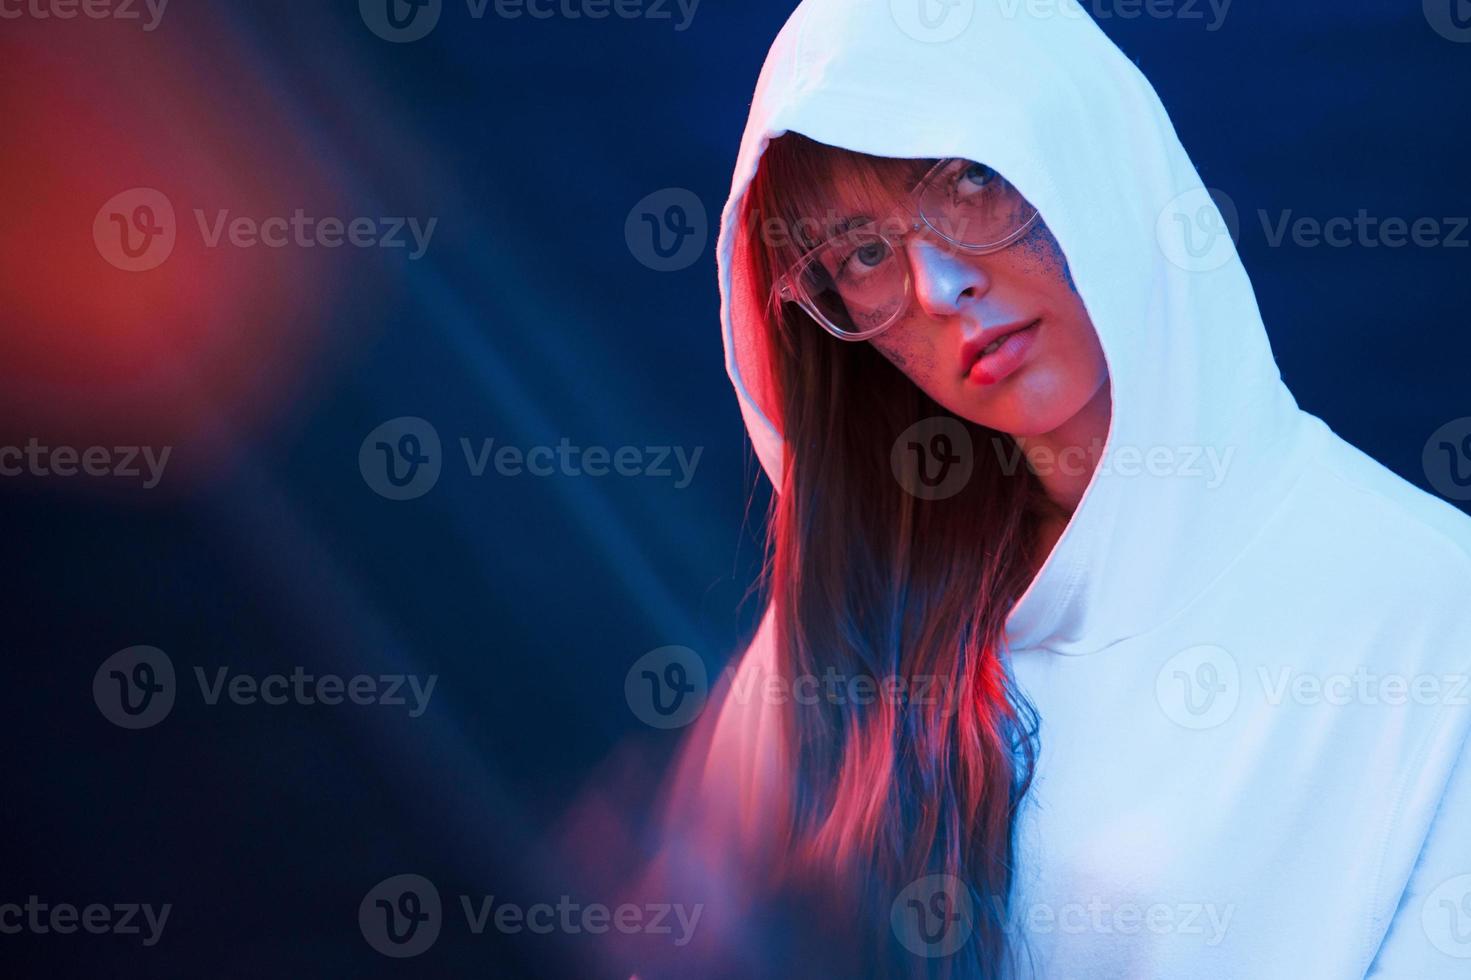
[966,320,1040,386]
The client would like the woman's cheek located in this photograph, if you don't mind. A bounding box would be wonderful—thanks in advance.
[871,331,942,387]
[1011,219,1079,296]
[871,334,914,372]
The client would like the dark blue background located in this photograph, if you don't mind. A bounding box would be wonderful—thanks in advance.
[3,1,1468,976]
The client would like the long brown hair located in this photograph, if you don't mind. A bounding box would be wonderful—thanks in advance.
[739,133,1049,978]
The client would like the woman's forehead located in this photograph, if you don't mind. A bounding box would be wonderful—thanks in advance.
[796,156,931,237]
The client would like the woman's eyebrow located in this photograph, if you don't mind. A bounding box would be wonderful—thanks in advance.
[825,213,874,237]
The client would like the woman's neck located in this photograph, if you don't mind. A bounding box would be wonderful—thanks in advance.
[1016,381,1112,579]
[1015,379,1113,515]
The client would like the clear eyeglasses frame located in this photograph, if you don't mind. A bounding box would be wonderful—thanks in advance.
[770,157,1039,342]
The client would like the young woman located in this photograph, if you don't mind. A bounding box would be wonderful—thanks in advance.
[648,2,1471,977]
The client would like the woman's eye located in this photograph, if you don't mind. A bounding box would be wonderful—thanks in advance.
[958,163,997,193]
[855,241,889,267]
[836,239,891,277]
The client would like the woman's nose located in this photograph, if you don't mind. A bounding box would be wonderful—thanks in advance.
[909,239,991,318]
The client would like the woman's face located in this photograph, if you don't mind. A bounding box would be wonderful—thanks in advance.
[866,213,1108,439]
[800,158,1106,435]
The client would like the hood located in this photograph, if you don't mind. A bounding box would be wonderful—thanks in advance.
[718,0,1312,655]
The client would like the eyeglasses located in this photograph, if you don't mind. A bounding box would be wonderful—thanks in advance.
[771,158,1039,341]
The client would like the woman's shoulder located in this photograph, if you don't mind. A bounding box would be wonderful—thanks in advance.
[1304,414,1471,558]
[1295,415,1471,601]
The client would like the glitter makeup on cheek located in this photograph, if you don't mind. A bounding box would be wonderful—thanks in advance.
[871,326,940,381]
[1013,220,1080,296]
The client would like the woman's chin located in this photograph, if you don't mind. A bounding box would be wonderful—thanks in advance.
[963,367,1108,440]
[961,389,1074,439]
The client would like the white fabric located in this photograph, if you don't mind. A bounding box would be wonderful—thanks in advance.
[698,1,1471,976]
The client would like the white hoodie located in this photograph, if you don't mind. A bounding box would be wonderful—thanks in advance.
[672,1,1471,977]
